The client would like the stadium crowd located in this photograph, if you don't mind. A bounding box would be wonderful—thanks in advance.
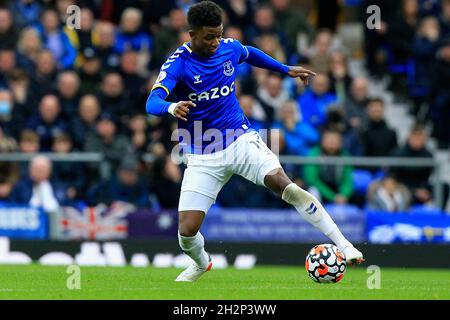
[0,0,449,212]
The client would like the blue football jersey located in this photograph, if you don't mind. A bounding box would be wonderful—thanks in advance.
[151,39,253,154]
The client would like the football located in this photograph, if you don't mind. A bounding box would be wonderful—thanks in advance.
[305,244,346,283]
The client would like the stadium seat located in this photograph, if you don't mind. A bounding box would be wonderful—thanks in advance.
[352,169,373,194]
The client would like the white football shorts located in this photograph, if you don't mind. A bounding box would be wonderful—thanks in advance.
[178,131,282,213]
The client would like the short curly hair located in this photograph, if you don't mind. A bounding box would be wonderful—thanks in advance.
[187,1,223,29]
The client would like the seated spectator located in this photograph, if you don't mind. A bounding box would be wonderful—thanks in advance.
[92,21,120,72]
[10,155,66,211]
[9,0,42,29]
[16,27,43,72]
[304,130,354,205]
[0,127,17,153]
[256,72,289,123]
[328,51,352,103]
[26,94,69,151]
[70,94,101,149]
[147,142,182,209]
[83,112,131,178]
[18,129,40,154]
[298,73,337,129]
[87,154,150,208]
[7,68,38,125]
[344,77,370,130]
[29,49,57,99]
[56,70,81,119]
[326,106,363,156]
[411,16,440,115]
[34,8,76,69]
[305,29,334,74]
[0,88,23,139]
[0,7,19,50]
[128,114,150,156]
[429,39,450,148]
[390,124,434,205]
[0,48,17,87]
[273,100,319,156]
[239,94,267,131]
[97,72,129,122]
[64,7,95,67]
[367,176,411,212]
[115,8,152,62]
[52,133,85,202]
[119,50,147,110]
[77,48,102,95]
[360,98,397,157]
[152,8,187,68]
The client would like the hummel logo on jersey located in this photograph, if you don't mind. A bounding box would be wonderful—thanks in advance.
[194,75,202,84]
[306,202,318,215]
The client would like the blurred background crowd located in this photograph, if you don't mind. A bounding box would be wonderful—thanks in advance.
[0,0,449,213]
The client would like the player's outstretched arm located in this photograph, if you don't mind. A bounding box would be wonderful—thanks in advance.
[146,88,196,121]
[245,46,316,85]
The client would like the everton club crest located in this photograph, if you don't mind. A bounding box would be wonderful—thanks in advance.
[223,60,234,76]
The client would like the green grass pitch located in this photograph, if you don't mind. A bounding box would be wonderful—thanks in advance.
[0,265,448,300]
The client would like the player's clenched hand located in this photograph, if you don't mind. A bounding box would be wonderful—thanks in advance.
[171,101,196,121]
[287,66,317,86]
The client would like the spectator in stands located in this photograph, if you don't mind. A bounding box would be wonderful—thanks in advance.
[92,21,120,72]
[17,129,40,177]
[26,94,68,151]
[222,0,254,31]
[387,0,419,97]
[440,0,450,37]
[84,112,131,177]
[412,16,441,115]
[326,106,363,156]
[35,8,76,69]
[56,70,81,119]
[271,0,312,56]
[128,114,149,156]
[51,133,84,202]
[256,73,289,123]
[77,47,102,95]
[344,77,370,130]
[16,27,42,72]
[30,49,57,99]
[0,161,19,203]
[360,98,398,157]
[9,0,42,29]
[246,5,287,53]
[298,73,337,129]
[119,51,147,109]
[429,38,450,148]
[87,154,150,208]
[115,8,152,68]
[0,49,17,87]
[328,52,352,103]
[390,124,434,205]
[10,155,66,211]
[70,94,101,149]
[18,129,40,154]
[368,176,411,212]
[239,94,267,131]
[64,7,95,66]
[152,8,187,68]
[305,30,334,74]
[0,89,21,139]
[0,127,17,153]
[7,69,38,124]
[257,33,287,64]
[274,100,319,156]
[147,142,182,208]
[97,72,129,121]
[304,130,354,205]
[0,8,19,50]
